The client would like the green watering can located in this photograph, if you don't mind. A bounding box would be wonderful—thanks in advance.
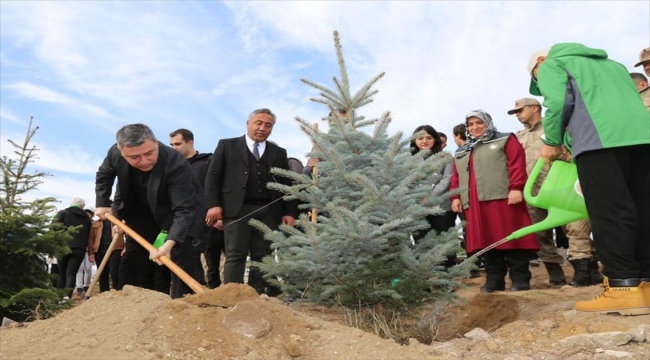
[468,158,590,259]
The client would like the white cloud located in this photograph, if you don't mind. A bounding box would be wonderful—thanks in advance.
[224,1,649,147]
[0,106,25,124]
[33,174,97,211]
[1,126,101,206]
[6,82,114,120]
[34,141,104,175]
[1,1,648,204]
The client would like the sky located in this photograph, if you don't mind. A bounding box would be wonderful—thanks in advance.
[1,1,648,211]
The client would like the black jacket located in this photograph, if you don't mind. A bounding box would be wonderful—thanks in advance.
[188,151,212,241]
[205,136,298,219]
[95,142,204,243]
[188,151,211,193]
[53,206,91,250]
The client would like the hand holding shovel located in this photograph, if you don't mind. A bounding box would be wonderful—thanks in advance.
[105,214,205,294]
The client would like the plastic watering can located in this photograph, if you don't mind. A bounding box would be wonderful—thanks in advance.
[468,158,589,259]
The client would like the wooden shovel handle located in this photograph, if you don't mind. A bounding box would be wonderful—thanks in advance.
[105,214,204,294]
[86,231,122,297]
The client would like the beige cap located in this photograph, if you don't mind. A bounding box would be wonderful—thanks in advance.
[528,48,550,96]
[634,47,650,67]
[507,98,541,115]
[527,48,550,75]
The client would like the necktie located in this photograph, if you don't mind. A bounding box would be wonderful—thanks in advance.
[253,142,260,160]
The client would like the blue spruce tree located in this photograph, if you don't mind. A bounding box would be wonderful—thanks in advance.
[252,31,473,310]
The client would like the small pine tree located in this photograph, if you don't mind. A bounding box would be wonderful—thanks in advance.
[0,118,74,321]
[253,31,473,310]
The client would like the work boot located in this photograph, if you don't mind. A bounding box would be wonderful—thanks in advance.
[544,262,567,286]
[507,250,532,292]
[591,260,604,284]
[509,282,531,292]
[481,279,505,293]
[640,278,650,307]
[574,278,650,315]
[481,251,507,293]
[569,258,593,287]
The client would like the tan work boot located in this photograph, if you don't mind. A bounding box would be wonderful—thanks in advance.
[574,277,650,315]
[640,279,650,308]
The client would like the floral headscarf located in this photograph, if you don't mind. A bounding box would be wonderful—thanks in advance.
[462,109,497,151]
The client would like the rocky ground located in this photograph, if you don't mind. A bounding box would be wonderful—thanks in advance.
[1,263,649,360]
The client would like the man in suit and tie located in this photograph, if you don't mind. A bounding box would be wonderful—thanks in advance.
[205,108,298,296]
[95,123,205,299]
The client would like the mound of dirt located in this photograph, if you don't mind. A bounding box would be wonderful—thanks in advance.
[1,265,649,360]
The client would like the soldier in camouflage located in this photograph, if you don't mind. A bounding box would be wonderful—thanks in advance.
[509,98,602,286]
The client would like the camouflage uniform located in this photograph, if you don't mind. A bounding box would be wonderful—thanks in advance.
[640,87,650,112]
[516,122,564,264]
[564,219,596,260]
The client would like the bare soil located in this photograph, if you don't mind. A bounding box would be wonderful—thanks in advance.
[1,263,649,360]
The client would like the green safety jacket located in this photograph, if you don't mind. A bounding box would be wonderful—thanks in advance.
[531,43,650,157]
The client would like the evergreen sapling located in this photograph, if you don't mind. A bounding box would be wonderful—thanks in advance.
[252,31,473,310]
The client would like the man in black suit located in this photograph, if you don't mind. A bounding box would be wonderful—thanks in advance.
[205,108,298,296]
[169,128,225,288]
[95,123,205,299]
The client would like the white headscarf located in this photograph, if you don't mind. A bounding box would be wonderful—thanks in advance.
[463,109,497,151]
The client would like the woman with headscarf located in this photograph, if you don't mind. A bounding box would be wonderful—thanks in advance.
[410,125,457,268]
[450,110,539,293]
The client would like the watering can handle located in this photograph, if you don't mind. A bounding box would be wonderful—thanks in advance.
[523,158,546,207]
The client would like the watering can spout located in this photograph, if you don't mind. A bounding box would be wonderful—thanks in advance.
[509,159,590,241]
[507,208,587,241]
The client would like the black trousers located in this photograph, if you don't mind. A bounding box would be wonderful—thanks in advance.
[223,203,279,294]
[170,237,203,299]
[94,247,121,292]
[56,248,86,298]
[119,244,170,294]
[413,211,458,268]
[483,249,532,284]
[119,219,171,294]
[204,228,225,288]
[576,144,650,279]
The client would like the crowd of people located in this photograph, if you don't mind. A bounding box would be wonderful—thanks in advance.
[50,44,649,316]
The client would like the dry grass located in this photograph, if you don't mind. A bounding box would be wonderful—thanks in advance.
[343,302,444,345]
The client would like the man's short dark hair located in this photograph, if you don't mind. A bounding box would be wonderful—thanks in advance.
[248,108,276,123]
[438,132,447,139]
[453,123,467,141]
[169,128,194,142]
[631,72,648,84]
[116,124,157,149]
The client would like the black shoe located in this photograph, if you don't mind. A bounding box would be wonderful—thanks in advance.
[509,283,531,292]
[264,286,282,298]
[480,281,505,293]
[569,258,594,287]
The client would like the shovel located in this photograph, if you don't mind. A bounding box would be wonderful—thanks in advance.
[84,232,123,300]
[105,213,205,294]
[466,159,589,261]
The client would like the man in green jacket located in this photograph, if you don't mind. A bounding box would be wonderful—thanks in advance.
[528,43,650,316]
